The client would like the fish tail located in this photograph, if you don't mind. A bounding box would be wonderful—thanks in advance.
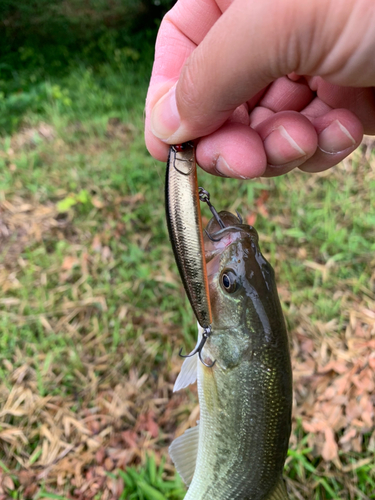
[265,477,290,500]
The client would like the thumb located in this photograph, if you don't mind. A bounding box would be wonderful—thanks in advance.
[150,0,368,144]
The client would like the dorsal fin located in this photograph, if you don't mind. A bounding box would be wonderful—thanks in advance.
[173,353,198,392]
[169,424,199,485]
[266,477,290,500]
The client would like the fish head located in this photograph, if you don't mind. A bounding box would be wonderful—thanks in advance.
[202,211,282,369]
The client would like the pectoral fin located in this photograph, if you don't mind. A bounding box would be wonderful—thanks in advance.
[173,352,198,392]
[169,424,199,485]
[266,477,289,500]
[173,325,202,392]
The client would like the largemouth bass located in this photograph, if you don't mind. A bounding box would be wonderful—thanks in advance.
[170,211,292,500]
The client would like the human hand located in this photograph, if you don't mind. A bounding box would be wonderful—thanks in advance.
[145,0,375,178]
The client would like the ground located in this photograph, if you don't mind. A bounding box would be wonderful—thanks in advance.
[0,55,375,499]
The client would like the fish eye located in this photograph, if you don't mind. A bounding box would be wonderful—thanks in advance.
[220,269,238,293]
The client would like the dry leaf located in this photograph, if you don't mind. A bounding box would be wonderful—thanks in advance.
[322,427,338,461]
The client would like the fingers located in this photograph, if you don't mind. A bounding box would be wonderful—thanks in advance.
[146,0,374,174]
[149,0,374,146]
[257,76,314,112]
[145,76,368,165]
[197,111,318,178]
[255,111,317,176]
[298,109,363,173]
[196,123,267,179]
[196,108,363,178]
[145,81,177,162]
[305,78,375,135]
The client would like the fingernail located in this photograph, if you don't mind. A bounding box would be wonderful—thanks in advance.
[215,156,250,179]
[151,84,180,140]
[319,120,356,154]
[264,126,306,166]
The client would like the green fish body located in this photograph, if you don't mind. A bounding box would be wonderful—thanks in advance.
[170,212,292,500]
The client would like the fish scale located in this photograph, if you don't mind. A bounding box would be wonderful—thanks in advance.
[186,359,290,499]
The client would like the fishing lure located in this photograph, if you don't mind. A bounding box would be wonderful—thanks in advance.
[166,143,224,367]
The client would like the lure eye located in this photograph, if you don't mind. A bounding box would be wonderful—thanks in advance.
[221,270,238,293]
[173,142,192,152]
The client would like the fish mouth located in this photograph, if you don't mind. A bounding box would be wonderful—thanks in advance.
[204,211,259,263]
[205,211,242,234]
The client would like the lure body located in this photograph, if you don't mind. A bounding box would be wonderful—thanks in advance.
[170,212,292,500]
[165,142,212,328]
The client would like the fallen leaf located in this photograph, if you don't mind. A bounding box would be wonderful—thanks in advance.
[61,256,79,271]
[322,427,338,461]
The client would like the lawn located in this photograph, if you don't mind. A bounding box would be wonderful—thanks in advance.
[0,34,375,500]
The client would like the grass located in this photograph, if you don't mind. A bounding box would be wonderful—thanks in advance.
[108,455,186,500]
[0,36,375,499]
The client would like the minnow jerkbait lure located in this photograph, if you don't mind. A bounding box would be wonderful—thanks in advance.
[165,142,214,365]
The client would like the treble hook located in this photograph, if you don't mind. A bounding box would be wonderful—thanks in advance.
[204,229,221,242]
[236,210,243,223]
[199,187,243,228]
[199,188,225,229]
[179,326,216,368]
